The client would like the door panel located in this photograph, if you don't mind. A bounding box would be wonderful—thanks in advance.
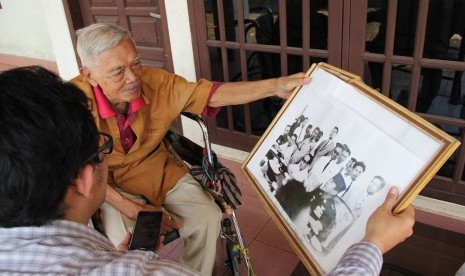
[77,0,172,71]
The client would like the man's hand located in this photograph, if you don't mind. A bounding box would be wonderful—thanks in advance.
[362,187,415,254]
[275,72,311,99]
[126,201,181,235]
[116,232,131,251]
[105,185,181,235]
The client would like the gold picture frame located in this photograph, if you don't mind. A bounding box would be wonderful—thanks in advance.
[241,62,460,275]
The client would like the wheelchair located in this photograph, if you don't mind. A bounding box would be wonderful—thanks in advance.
[163,112,254,276]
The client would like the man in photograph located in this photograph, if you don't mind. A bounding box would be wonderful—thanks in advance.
[280,133,298,164]
[276,125,292,145]
[294,117,311,142]
[275,154,313,220]
[312,126,339,158]
[342,175,387,218]
[262,146,288,193]
[339,161,367,197]
[304,143,348,193]
[302,172,347,252]
[289,127,321,164]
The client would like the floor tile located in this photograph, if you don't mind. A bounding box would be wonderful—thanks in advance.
[255,219,295,254]
[246,239,300,276]
[235,193,272,238]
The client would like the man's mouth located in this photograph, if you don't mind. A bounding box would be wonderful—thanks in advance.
[123,82,141,94]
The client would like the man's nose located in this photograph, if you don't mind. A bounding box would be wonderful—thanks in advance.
[125,67,139,82]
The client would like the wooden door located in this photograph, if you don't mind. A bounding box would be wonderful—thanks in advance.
[76,0,173,71]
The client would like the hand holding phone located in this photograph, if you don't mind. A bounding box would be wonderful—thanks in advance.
[129,211,163,251]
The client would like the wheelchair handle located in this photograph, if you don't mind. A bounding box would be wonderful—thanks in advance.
[180,112,214,166]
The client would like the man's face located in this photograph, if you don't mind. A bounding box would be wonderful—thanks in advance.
[337,150,349,164]
[351,165,365,180]
[310,129,319,139]
[367,177,384,195]
[330,146,342,160]
[83,39,143,107]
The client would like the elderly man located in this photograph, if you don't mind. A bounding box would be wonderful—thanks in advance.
[71,22,310,275]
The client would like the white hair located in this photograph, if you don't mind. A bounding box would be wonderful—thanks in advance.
[76,23,134,68]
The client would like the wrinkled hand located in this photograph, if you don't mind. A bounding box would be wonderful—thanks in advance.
[275,72,311,99]
[128,201,182,235]
[362,187,415,254]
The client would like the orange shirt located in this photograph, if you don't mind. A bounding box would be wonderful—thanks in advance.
[71,67,213,205]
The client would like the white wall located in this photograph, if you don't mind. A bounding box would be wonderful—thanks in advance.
[40,0,79,80]
[0,0,54,60]
[164,0,196,82]
[0,0,79,79]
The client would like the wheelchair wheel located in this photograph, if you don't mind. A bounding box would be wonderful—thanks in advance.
[223,218,241,276]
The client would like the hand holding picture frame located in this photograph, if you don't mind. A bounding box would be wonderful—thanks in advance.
[241,62,460,275]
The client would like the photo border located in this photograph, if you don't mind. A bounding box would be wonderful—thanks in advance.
[241,62,460,275]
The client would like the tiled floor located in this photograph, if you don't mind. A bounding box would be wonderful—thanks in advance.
[158,158,301,275]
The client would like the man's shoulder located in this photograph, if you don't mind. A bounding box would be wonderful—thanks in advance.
[142,66,173,82]
[70,75,93,97]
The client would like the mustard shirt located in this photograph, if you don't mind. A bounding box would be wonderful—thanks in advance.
[71,67,213,205]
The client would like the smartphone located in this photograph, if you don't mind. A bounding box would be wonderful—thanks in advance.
[129,211,163,251]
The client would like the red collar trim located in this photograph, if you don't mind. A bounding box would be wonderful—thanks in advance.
[92,86,145,118]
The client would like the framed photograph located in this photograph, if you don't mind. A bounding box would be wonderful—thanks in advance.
[241,62,460,275]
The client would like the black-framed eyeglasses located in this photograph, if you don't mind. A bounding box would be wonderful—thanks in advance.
[84,132,113,165]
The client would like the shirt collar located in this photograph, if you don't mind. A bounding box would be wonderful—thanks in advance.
[92,86,145,118]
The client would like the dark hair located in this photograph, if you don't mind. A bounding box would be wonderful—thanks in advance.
[353,161,366,172]
[0,66,99,227]
[342,144,351,156]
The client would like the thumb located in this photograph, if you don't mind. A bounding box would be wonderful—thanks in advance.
[383,187,399,210]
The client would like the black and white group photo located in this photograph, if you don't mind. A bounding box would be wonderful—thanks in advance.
[243,67,444,272]
[259,111,386,254]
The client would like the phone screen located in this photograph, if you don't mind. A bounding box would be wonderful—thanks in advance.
[129,211,163,251]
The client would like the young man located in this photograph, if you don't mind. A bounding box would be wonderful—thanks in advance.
[0,66,198,275]
[71,22,310,275]
[0,66,414,275]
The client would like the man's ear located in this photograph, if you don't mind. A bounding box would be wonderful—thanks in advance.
[80,67,99,87]
[73,164,94,198]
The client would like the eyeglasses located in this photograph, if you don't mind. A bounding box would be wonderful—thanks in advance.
[106,58,143,83]
[84,132,113,165]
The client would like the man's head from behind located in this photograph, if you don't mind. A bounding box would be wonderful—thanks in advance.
[0,66,104,227]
